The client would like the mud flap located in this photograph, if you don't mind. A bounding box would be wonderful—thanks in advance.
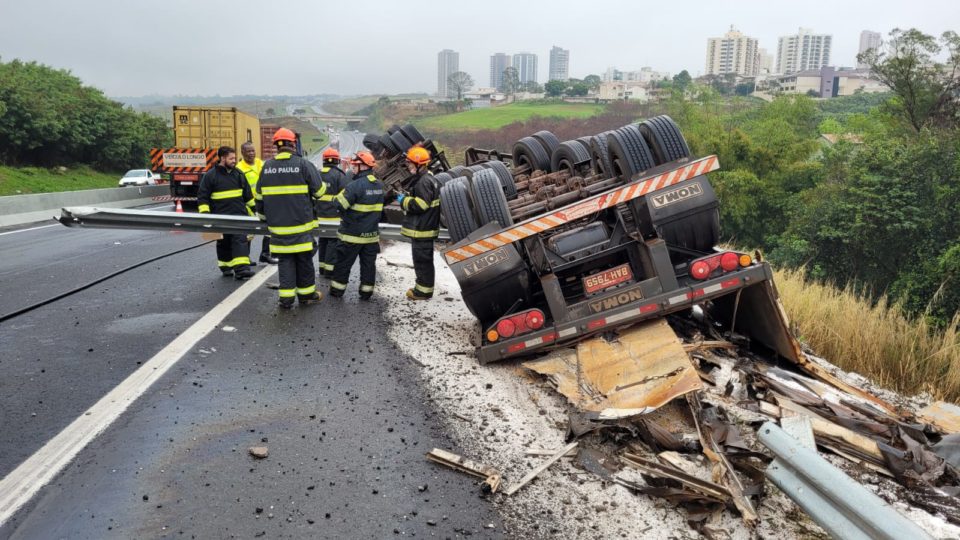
[708,278,803,364]
[523,318,702,419]
[708,275,900,415]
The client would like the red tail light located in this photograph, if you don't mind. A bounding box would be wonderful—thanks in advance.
[496,318,516,338]
[690,251,751,281]
[525,310,545,330]
[487,309,548,342]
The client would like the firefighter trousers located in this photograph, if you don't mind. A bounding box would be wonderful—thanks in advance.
[277,249,317,304]
[410,239,435,297]
[329,241,379,298]
[317,238,339,274]
[216,233,251,273]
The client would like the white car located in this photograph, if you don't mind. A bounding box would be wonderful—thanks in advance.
[119,169,160,186]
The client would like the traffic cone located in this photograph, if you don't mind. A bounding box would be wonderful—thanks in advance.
[175,200,184,213]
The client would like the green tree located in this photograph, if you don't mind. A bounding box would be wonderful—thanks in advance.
[544,80,565,97]
[672,70,692,90]
[501,67,520,95]
[522,80,543,93]
[583,74,602,90]
[859,28,960,131]
[447,71,474,101]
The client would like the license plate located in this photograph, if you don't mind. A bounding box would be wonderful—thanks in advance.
[583,264,634,294]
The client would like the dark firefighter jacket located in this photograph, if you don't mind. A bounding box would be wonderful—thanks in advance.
[254,151,327,254]
[197,164,254,215]
[315,165,351,223]
[335,171,384,244]
[400,172,441,239]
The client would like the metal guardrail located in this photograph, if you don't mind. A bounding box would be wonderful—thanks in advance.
[56,207,450,242]
[758,422,932,540]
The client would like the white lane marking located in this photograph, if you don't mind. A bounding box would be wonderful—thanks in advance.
[0,265,277,526]
[0,224,59,237]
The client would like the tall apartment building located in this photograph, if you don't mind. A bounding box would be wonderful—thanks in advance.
[757,48,774,75]
[437,49,459,98]
[705,26,759,76]
[858,30,882,69]
[548,46,569,81]
[489,53,512,91]
[776,28,832,75]
[512,53,538,85]
[603,66,670,84]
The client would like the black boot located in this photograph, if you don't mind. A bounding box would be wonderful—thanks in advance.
[259,253,279,265]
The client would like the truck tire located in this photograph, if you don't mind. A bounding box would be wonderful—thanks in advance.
[531,130,561,162]
[400,124,425,145]
[638,115,690,165]
[590,132,614,178]
[472,170,514,229]
[434,172,453,186]
[484,160,517,199]
[379,134,400,157]
[390,130,413,153]
[441,179,479,243]
[606,126,655,182]
[386,125,401,135]
[550,140,592,175]
[576,137,594,152]
[464,164,487,178]
[513,137,551,172]
[448,165,469,177]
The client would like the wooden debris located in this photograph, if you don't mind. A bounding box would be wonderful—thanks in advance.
[426,448,502,493]
[688,393,759,527]
[622,452,731,502]
[780,415,816,450]
[683,340,737,353]
[775,395,886,464]
[525,447,578,457]
[919,401,960,434]
[524,319,702,418]
[505,441,578,496]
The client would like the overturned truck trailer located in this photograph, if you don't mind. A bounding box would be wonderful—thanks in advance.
[424,116,800,364]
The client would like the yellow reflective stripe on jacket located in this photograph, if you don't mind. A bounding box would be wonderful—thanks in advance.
[321,167,330,173]
[268,221,318,235]
[246,199,256,207]
[270,242,314,254]
[400,227,440,238]
[318,193,338,202]
[211,189,244,200]
[314,183,327,198]
[276,152,292,160]
[336,193,350,209]
[262,185,309,196]
[351,203,383,213]
[198,204,211,213]
[337,232,379,244]
[316,217,339,223]
[366,174,377,182]
[430,199,441,207]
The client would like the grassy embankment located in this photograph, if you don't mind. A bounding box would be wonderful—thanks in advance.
[0,165,121,196]
[775,268,960,402]
[418,102,605,131]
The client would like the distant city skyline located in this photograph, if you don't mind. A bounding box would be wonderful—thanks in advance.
[0,0,953,96]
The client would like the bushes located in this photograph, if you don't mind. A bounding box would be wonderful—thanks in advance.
[0,58,170,170]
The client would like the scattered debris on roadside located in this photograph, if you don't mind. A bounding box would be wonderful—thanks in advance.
[426,448,501,493]
[248,446,268,459]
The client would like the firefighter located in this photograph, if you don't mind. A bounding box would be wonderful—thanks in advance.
[255,128,326,308]
[315,147,351,277]
[328,151,384,301]
[237,141,278,265]
[197,145,255,280]
[398,146,441,300]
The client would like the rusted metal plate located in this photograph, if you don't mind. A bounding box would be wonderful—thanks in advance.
[524,318,702,419]
[919,401,960,434]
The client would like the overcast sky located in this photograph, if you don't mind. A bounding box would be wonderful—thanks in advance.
[0,0,955,97]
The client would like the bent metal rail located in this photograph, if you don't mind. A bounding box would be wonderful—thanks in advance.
[442,155,720,264]
[56,207,450,242]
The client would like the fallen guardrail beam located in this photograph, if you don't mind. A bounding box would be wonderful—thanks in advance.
[55,207,450,242]
[758,422,932,540]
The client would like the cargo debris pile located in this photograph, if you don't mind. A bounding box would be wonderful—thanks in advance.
[428,312,960,537]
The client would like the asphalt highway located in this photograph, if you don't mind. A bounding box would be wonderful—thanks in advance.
[0,204,502,538]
